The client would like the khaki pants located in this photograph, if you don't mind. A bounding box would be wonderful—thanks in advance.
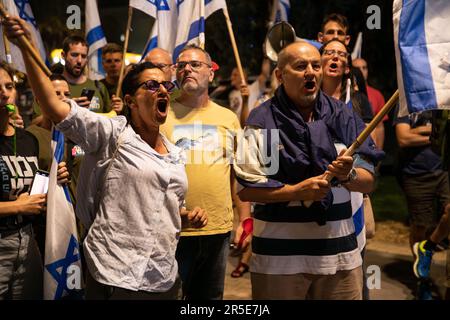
[251,266,363,300]
[0,224,43,300]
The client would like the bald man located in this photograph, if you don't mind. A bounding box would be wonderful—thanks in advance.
[144,48,173,81]
[234,41,384,300]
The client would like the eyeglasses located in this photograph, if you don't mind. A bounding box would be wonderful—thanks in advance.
[322,49,349,58]
[138,80,176,93]
[175,60,211,71]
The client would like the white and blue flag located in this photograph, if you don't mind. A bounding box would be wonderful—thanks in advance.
[275,0,290,22]
[0,0,46,72]
[351,191,366,251]
[44,129,83,300]
[131,0,226,61]
[335,143,366,251]
[351,32,363,60]
[394,0,450,117]
[85,0,107,80]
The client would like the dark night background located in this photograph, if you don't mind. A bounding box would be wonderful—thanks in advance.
[28,0,397,99]
[28,0,399,168]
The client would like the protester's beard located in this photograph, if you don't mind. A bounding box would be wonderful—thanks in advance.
[65,63,85,77]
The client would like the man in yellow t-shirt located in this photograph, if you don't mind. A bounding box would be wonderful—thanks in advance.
[160,45,251,300]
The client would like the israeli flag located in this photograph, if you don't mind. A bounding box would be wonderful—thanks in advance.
[394,0,450,117]
[351,192,366,251]
[335,143,365,251]
[85,0,107,80]
[275,0,290,22]
[44,129,83,300]
[351,32,363,60]
[0,0,46,73]
[132,0,226,61]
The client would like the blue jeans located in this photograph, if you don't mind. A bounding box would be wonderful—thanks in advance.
[176,232,230,300]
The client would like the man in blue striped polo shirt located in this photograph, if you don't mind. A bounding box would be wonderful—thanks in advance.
[234,41,384,300]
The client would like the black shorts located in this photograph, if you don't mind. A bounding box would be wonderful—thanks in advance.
[401,170,450,228]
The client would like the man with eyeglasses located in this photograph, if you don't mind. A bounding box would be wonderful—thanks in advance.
[160,44,252,300]
[144,48,174,81]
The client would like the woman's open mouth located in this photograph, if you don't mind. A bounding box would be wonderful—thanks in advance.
[328,62,339,73]
[156,98,169,115]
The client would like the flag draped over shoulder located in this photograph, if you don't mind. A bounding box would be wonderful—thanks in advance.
[44,129,83,300]
[0,0,46,72]
[85,0,107,80]
[130,0,226,61]
[394,0,450,117]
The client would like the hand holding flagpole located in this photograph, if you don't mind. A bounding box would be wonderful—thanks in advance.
[303,89,399,207]
[0,3,51,76]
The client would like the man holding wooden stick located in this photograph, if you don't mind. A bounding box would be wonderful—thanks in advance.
[234,41,384,300]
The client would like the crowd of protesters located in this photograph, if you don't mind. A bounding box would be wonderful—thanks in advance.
[0,11,449,301]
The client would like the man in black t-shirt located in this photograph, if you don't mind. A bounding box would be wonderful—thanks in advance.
[394,109,450,299]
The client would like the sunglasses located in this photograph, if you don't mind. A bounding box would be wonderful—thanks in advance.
[138,80,176,93]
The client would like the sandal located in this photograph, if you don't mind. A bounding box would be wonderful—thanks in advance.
[231,262,249,278]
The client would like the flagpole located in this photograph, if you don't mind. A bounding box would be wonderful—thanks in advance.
[222,7,247,86]
[199,0,205,48]
[1,0,11,65]
[2,25,12,64]
[0,3,51,76]
[115,6,133,98]
[303,89,399,207]
[269,0,277,27]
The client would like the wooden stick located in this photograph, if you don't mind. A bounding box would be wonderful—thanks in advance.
[0,3,51,76]
[115,6,133,98]
[269,0,278,27]
[2,22,12,64]
[199,0,205,49]
[303,89,399,207]
[2,0,12,64]
[222,7,247,86]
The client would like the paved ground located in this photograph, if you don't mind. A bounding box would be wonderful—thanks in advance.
[223,240,449,300]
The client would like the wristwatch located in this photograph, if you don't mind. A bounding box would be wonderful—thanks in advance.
[341,168,357,184]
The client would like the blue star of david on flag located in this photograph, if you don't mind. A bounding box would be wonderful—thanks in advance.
[14,0,37,27]
[148,0,170,11]
[45,235,81,300]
